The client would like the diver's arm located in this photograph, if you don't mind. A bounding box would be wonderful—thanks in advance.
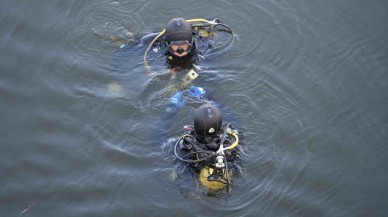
[140,32,161,45]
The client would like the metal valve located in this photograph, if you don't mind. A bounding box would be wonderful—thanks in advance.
[215,155,225,168]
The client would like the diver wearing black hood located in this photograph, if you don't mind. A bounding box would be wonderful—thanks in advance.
[153,17,198,70]
[138,17,238,117]
[144,17,236,72]
[173,104,242,193]
[165,18,194,57]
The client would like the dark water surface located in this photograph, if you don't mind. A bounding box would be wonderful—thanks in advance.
[1,0,387,216]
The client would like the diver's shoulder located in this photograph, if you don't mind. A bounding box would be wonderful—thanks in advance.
[139,32,162,45]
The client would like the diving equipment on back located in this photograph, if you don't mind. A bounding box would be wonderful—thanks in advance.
[173,104,241,192]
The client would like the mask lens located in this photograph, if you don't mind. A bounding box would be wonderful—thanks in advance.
[168,41,192,54]
[170,44,180,52]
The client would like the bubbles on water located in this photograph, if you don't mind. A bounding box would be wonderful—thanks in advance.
[170,170,178,181]
[107,82,123,96]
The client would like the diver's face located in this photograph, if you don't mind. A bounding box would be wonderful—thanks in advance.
[168,41,191,57]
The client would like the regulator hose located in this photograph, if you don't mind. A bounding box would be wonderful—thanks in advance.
[223,151,230,193]
[174,135,216,163]
[224,130,239,150]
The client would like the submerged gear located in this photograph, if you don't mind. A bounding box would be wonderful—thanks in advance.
[174,122,240,192]
[199,166,231,190]
[167,86,206,112]
[187,86,205,99]
[169,92,186,109]
[194,104,222,137]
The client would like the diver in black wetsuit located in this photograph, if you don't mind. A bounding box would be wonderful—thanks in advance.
[141,18,239,144]
[109,17,238,145]
[129,19,242,194]
[172,104,242,193]
[144,17,235,73]
[162,17,198,70]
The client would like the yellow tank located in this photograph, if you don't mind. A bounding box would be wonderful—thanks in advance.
[198,28,211,38]
[198,166,231,190]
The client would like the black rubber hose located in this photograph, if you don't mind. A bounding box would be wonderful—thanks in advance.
[180,150,215,159]
[174,136,216,163]
[191,22,233,34]
[215,23,234,33]
[223,152,230,193]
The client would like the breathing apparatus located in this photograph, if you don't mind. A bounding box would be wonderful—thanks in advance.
[174,123,239,191]
[174,105,239,191]
[143,18,236,74]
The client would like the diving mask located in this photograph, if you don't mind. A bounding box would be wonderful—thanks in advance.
[167,40,192,56]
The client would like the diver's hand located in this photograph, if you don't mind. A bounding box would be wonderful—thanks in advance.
[168,91,186,110]
[186,86,206,100]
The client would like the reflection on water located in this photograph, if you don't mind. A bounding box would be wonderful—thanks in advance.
[1,0,387,216]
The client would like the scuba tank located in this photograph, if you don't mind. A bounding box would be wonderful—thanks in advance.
[174,105,240,191]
